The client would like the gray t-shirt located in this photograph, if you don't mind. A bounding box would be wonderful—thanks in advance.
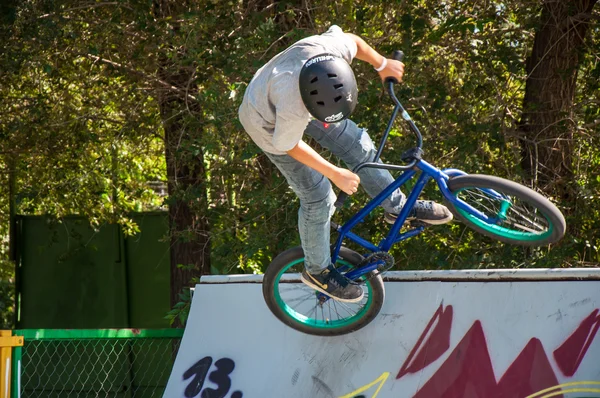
[239,26,358,155]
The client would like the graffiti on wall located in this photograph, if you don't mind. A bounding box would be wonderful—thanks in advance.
[183,356,243,398]
[337,304,600,398]
[179,305,600,398]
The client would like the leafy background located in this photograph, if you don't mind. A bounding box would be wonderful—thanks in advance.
[1,0,598,327]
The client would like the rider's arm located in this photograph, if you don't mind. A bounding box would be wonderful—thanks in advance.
[345,33,404,82]
[287,141,359,195]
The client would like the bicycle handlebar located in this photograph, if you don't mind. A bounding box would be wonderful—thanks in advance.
[334,50,424,209]
[384,50,405,84]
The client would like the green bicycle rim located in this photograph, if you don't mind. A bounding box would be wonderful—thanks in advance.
[273,258,373,330]
[454,189,554,242]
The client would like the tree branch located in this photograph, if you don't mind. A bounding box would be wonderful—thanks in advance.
[38,2,132,19]
[580,119,600,130]
[86,54,197,102]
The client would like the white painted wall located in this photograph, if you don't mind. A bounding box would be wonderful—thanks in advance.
[165,273,600,398]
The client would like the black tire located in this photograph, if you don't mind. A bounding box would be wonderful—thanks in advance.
[262,246,385,336]
[445,174,566,246]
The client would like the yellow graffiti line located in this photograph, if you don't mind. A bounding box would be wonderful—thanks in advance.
[537,388,600,398]
[526,381,600,398]
[338,372,390,398]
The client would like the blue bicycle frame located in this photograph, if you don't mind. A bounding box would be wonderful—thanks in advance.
[330,81,507,281]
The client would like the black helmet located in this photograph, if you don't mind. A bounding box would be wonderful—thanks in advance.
[299,54,358,123]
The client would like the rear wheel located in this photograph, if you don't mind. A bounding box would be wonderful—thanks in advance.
[262,246,385,336]
[445,174,566,246]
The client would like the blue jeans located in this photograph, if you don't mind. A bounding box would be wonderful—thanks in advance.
[266,119,406,273]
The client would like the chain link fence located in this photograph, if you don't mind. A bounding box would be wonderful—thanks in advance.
[12,329,183,398]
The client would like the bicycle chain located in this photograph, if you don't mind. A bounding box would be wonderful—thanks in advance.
[357,251,395,283]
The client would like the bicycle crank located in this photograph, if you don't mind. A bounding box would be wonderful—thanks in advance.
[359,251,395,281]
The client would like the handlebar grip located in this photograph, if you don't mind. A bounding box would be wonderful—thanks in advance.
[334,191,348,209]
[385,50,405,85]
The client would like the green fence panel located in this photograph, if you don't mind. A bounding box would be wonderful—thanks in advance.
[13,329,183,398]
[125,214,171,329]
[17,216,129,328]
[16,213,171,329]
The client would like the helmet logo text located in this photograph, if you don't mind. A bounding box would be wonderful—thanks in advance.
[305,55,335,68]
[324,112,344,122]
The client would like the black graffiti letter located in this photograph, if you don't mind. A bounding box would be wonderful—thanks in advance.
[200,358,235,398]
[183,356,213,398]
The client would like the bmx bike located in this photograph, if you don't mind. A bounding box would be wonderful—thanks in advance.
[262,51,566,336]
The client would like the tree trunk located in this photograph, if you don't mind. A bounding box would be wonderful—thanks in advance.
[153,1,211,318]
[519,0,598,201]
[161,97,211,312]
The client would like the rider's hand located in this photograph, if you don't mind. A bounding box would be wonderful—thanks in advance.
[378,58,404,83]
[331,167,360,195]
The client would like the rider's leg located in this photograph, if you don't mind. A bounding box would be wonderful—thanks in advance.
[304,119,405,214]
[265,152,333,274]
[305,119,452,225]
[264,152,363,302]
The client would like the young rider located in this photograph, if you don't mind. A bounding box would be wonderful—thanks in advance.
[239,26,452,303]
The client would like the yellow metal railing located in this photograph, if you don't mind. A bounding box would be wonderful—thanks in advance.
[0,331,23,398]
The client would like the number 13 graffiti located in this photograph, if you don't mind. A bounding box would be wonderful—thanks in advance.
[183,356,243,398]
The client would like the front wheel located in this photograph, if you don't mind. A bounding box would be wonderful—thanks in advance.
[262,246,385,336]
[445,174,566,246]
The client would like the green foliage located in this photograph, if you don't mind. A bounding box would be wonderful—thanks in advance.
[0,258,14,328]
[0,0,598,325]
[165,287,194,327]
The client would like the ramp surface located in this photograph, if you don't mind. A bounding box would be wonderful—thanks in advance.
[165,270,600,398]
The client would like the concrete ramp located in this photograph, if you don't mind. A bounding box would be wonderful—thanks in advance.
[165,269,600,398]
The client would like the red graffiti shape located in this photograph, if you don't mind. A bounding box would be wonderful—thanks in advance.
[496,338,560,398]
[397,303,453,379]
[553,308,600,377]
[412,321,561,398]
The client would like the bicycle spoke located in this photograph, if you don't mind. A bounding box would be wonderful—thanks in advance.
[330,299,344,321]
[459,187,550,234]
[334,300,360,317]
[461,189,503,216]
[280,284,365,323]
[329,300,350,321]
[448,173,566,246]
[307,302,318,324]
[506,215,547,232]
[269,251,385,334]
[503,203,548,232]
[284,294,315,304]
[505,207,548,232]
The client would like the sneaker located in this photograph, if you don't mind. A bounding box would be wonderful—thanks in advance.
[301,265,364,303]
[384,200,453,225]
